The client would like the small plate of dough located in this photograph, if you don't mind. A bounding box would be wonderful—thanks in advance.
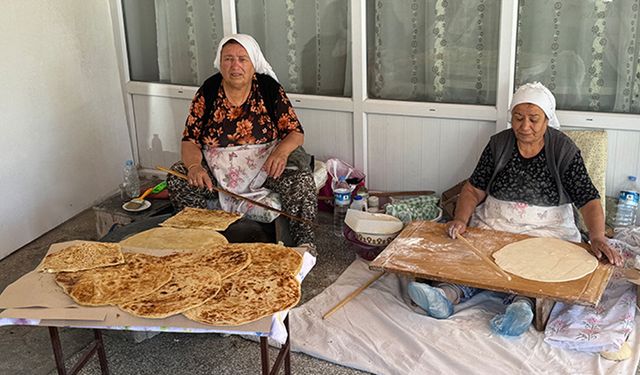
[122,200,151,212]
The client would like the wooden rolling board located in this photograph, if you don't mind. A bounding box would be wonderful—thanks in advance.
[370,221,613,306]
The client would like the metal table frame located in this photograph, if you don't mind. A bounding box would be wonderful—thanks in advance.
[47,316,291,375]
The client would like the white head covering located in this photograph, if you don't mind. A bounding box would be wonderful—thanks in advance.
[213,34,278,82]
[509,82,560,129]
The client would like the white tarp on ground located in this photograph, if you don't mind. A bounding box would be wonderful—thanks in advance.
[290,258,640,375]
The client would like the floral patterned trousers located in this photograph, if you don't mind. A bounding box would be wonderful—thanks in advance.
[166,161,317,246]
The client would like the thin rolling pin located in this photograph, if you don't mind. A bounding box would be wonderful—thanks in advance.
[457,234,512,281]
[322,272,385,319]
[156,166,314,227]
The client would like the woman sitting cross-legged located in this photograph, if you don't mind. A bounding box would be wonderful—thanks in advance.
[407,82,622,337]
[166,34,317,246]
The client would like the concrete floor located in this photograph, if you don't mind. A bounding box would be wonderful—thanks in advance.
[3,208,640,375]
[0,209,367,375]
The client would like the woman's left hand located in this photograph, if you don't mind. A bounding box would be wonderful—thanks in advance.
[590,236,623,266]
[263,149,288,178]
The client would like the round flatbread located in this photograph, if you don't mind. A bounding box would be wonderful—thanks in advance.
[492,237,598,282]
[39,241,124,273]
[223,243,303,276]
[120,227,228,251]
[55,253,172,306]
[118,261,222,319]
[163,246,251,279]
[183,268,300,326]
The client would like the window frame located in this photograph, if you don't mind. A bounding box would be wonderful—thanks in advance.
[110,0,640,175]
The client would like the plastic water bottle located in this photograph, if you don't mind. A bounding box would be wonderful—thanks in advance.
[350,195,367,211]
[614,175,640,229]
[122,159,140,200]
[333,176,351,237]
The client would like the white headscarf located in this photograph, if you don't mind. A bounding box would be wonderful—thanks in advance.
[509,82,560,129]
[213,34,279,82]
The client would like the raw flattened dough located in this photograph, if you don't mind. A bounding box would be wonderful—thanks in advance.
[492,237,598,282]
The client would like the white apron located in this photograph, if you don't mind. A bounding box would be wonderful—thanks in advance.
[470,195,582,242]
[204,141,280,223]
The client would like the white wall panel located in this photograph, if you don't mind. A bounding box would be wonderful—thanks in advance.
[133,95,190,170]
[606,129,640,196]
[295,109,354,165]
[133,99,354,170]
[0,1,130,258]
[367,115,495,193]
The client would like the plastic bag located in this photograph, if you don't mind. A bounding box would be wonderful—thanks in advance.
[318,158,366,212]
[326,158,366,193]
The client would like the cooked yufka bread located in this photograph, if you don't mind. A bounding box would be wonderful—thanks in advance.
[55,253,172,306]
[119,227,228,251]
[159,207,242,231]
[183,243,302,326]
[118,256,222,319]
[39,241,124,273]
[183,268,300,326]
[222,243,303,276]
[163,245,251,279]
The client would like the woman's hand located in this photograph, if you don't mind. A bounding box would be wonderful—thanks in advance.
[447,219,467,239]
[187,164,213,191]
[589,235,623,267]
[263,149,288,178]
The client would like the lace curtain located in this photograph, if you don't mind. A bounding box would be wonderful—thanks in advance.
[154,0,223,85]
[516,0,640,114]
[235,0,351,96]
[366,0,501,105]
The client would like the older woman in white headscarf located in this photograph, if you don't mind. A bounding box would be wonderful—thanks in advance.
[407,82,622,337]
[166,34,317,246]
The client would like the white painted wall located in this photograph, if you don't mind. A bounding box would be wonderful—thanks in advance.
[0,1,131,259]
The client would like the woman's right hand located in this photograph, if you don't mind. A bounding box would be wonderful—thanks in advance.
[446,219,467,239]
[187,165,213,191]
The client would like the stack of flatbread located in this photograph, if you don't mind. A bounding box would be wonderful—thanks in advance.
[43,239,304,326]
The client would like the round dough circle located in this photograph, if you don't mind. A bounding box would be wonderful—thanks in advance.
[492,237,598,282]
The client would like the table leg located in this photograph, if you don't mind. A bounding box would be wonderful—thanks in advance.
[47,327,110,375]
[534,298,555,331]
[284,316,291,375]
[94,330,110,375]
[260,337,269,375]
[48,327,67,375]
[259,316,292,375]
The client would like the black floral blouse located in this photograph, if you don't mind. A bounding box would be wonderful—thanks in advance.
[182,75,303,148]
[469,144,599,208]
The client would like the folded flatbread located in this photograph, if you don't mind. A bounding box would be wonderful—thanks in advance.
[223,243,303,276]
[39,241,124,273]
[118,258,222,319]
[163,246,251,279]
[120,227,228,251]
[55,253,172,306]
[183,268,300,326]
[159,207,242,231]
[182,242,303,326]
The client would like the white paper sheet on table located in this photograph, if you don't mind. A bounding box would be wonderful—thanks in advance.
[290,258,640,375]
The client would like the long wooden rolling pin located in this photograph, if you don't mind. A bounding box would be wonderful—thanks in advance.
[323,272,385,319]
[157,166,314,227]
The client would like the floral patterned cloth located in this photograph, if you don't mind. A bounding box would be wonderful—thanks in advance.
[182,75,303,148]
[545,239,637,353]
[470,195,582,242]
[204,141,281,223]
